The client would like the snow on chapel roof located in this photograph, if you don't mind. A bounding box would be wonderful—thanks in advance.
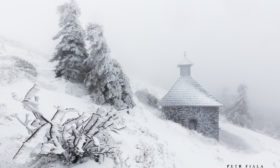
[160,57,222,107]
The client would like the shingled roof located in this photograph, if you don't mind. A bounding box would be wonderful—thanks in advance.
[160,57,222,107]
[160,76,222,107]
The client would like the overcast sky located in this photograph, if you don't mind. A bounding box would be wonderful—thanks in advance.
[0,0,280,123]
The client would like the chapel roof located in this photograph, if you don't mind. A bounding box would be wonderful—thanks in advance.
[160,76,222,107]
[160,57,222,107]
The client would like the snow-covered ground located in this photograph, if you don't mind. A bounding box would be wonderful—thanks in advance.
[0,39,280,168]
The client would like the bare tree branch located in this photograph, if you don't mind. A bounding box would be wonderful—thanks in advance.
[13,123,48,160]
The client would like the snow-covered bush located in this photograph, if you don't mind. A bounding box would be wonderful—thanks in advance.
[135,142,155,168]
[84,23,134,110]
[13,84,124,166]
[0,56,37,84]
[135,89,159,109]
[13,56,37,77]
[112,150,131,168]
[51,0,88,82]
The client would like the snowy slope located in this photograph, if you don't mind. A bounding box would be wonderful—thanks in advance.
[0,40,280,168]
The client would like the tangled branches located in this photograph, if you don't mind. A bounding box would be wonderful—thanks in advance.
[12,84,125,165]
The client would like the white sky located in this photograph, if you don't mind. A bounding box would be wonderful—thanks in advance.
[0,0,280,122]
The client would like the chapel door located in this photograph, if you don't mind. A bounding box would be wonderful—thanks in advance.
[189,119,198,130]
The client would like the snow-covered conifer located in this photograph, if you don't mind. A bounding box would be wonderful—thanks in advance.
[51,0,87,82]
[84,23,134,110]
[225,84,252,127]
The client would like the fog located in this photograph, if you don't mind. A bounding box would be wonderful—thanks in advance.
[0,0,280,129]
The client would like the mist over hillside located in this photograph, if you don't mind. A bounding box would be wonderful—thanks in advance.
[1,0,280,133]
[0,0,280,167]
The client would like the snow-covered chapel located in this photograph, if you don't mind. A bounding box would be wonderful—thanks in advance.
[160,57,222,139]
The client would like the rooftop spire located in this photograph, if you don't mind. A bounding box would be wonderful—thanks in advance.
[178,51,193,66]
[178,51,193,76]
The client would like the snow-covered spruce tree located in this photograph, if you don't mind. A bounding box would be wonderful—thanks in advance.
[51,0,87,82]
[84,23,134,110]
[225,84,252,128]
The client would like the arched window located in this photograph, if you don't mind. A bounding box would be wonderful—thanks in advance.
[188,119,198,130]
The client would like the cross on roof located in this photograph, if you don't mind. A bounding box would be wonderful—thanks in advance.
[179,51,193,66]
